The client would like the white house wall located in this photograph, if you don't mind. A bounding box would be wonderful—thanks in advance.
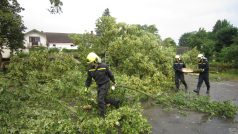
[2,30,77,59]
[1,47,28,59]
[24,32,47,48]
[1,47,11,58]
[48,43,76,49]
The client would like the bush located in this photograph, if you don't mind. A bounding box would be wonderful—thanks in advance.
[0,51,152,133]
[7,51,81,85]
[181,48,200,69]
[219,44,238,67]
[80,105,151,134]
[156,92,238,119]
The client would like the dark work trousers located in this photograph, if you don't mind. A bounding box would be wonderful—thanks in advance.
[197,73,210,91]
[97,82,119,117]
[175,73,188,90]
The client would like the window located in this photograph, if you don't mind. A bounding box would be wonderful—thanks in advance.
[29,36,40,46]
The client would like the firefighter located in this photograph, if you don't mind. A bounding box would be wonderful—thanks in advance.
[193,54,210,95]
[173,55,188,91]
[85,52,119,117]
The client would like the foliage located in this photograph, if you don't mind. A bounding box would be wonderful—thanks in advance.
[80,105,151,134]
[0,50,152,133]
[113,74,173,100]
[107,23,174,79]
[102,8,110,16]
[1,8,238,133]
[48,0,63,14]
[95,16,118,54]
[179,19,238,66]
[156,92,238,119]
[210,69,238,81]
[162,37,176,47]
[70,33,98,62]
[219,44,238,67]
[136,24,160,35]
[48,47,61,53]
[93,14,174,90]
[0,0,25,61]
[181,48,200,69]
[178,32,195,47]
[0,70,81,133]
[178,28,215,59]
[212,19,238,53]
[7,50,80,85]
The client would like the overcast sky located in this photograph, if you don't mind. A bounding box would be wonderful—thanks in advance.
[18,0,238,43]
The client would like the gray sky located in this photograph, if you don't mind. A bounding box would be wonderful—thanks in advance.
[18,0,238,43]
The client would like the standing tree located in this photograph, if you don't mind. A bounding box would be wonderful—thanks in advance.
[102,8,110,16]
[137,24,159,35]
[0,0,25,66]
[48,0,63,14]
[212,19,238,52]
[178,28,215,59]
[178,32,196,47]
[95,8,119,56]
[162,37,176,47]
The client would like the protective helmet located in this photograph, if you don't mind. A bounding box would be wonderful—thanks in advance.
[175,55,181,60]
[197,54,204,59]
[86,52,101,64]
[175,55,180,59]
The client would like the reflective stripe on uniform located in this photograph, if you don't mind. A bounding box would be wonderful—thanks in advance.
[89,69,96,72]
[97,68,106,70]
[88,68,106,72]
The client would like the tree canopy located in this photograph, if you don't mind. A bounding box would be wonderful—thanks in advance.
[178,19,238,64]
[0,0,25,52]
[102,8,110,16]
[48,0,63,14]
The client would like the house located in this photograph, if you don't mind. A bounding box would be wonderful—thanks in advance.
[1,29,78,59]
[1,29,79,69]
[24,29,77,50]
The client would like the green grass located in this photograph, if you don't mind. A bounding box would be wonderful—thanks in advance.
[210,69,238,81]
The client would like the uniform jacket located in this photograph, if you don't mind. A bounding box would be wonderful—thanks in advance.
[198,58,209,74]
[85,63,115,87]
[173,60,186,74]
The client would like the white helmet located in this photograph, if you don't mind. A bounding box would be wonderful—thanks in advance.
[175,55,180,59]
[197,54,204,59]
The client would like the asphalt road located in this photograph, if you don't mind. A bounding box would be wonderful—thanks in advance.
[143,74,238,134]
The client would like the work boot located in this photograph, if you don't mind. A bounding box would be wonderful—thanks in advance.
[193,89,199,95]
[114,100,121,109]
[206,89,210,94]
[185,85,188,92]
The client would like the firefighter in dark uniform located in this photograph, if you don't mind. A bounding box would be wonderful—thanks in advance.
[85,52,119,117]
[193,54,210,95]
[173,55,188,91]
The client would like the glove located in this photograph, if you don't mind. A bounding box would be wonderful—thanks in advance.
[111,82,117,91]
[111,85,116,90]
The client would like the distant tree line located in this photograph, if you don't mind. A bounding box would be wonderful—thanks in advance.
[179,19,238,66]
